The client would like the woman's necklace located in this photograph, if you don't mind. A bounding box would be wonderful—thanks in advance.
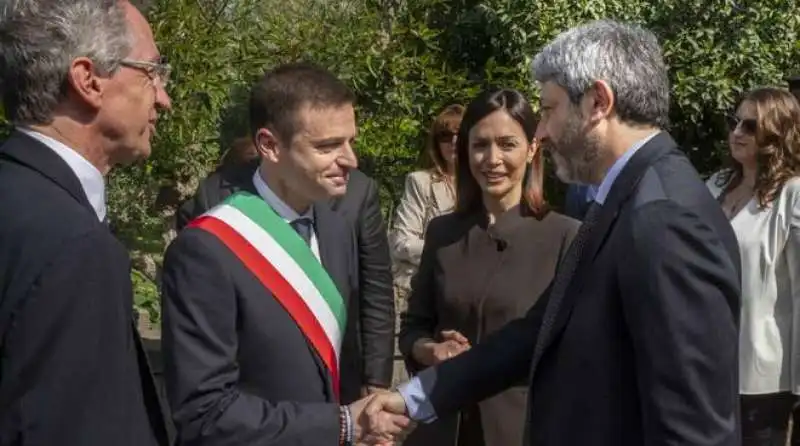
[723,185,753,219]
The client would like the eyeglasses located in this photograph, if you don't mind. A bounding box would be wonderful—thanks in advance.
[119,57,171,88]
[726,115,757,135]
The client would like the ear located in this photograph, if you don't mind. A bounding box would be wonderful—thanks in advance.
[527,139,538,163]
[255,128,282,163]
[583,79,615,124]
[66,57,104,110]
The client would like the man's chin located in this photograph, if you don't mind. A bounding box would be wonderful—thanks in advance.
[112,145,151,168]
[326,184,347,198]
[553,163,576,184]
[322,176,349,196]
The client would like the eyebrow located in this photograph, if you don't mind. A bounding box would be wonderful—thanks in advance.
[313,136,352,146]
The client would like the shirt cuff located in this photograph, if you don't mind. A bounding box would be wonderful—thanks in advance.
[397,368,439,423]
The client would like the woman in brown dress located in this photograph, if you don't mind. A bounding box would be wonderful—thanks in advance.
[398,89,579,446]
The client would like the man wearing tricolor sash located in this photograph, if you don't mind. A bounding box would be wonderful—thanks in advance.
[160,63,409,445]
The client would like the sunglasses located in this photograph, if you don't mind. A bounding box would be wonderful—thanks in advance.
[726,115,757,135]
[436,131,457,143]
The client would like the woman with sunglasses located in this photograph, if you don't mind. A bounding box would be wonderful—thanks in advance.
[707,87,800,445]
[390,104,463,315]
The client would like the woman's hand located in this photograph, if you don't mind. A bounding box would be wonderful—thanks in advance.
[411,330,471,366]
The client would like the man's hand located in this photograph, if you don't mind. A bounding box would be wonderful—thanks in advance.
[348,393,411,445]
[365,391,408,418]
[360,385,389,398]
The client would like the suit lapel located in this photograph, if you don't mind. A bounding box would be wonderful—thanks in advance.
[0,131,95,216]
[582,133,676,266]
[536,133,677,359]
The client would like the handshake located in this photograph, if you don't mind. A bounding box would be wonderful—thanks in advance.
[343,330,471,445]
[347,389,415,446]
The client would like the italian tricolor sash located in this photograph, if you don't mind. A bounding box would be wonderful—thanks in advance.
[187,191,347,399]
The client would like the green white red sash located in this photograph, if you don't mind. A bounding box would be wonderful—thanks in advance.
[187,191,346,399]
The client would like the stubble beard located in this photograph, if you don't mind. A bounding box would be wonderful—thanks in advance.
[551,113,602,185]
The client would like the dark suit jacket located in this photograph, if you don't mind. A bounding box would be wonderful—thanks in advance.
[161,199,358,445]
[399,206,579,446]
[174,161,394,403]
[0,131,169,446]
[415,132,742,446]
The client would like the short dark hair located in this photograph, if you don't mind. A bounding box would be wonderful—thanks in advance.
[455,89,548,218]
[249,62,355,143]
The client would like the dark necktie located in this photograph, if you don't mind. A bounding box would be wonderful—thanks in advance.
[531,200,603,368]
[291,217,313,247]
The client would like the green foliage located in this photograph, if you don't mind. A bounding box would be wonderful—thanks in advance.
[0,0,797,319]
[132,268,160,323]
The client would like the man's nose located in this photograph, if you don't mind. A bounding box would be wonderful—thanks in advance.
[156,84,172,111]
[535,124,548,141]
[339,143,358,169]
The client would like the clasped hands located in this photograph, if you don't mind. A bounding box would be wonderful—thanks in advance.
[347,329,470,445]
[348,390,413,446]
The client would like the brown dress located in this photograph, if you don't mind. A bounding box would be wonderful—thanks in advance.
[399,205,579,446]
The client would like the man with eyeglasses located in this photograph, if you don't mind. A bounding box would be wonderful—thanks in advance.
[0,1,172,445]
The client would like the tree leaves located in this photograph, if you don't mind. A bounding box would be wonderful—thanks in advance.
[2,0,793,315]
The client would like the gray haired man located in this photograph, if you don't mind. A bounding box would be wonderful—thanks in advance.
[0,1,172,445]
[365,20,742,446]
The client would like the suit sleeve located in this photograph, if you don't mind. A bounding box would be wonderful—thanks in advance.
[414,292,548,418]
[160,230,340,446]
[356,178,395,388]
[389,173,429,264]
[619,201,740,445]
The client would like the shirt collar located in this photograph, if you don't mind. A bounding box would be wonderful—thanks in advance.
[18,128,106,221]
[590,131,660,205]
[252,169,314,222]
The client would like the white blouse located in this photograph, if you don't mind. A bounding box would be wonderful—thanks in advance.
[707,173,800,395]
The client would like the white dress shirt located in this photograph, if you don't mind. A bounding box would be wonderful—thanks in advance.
[18,128,106,221]
[707,173,800,395]
[252,170,320,260]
